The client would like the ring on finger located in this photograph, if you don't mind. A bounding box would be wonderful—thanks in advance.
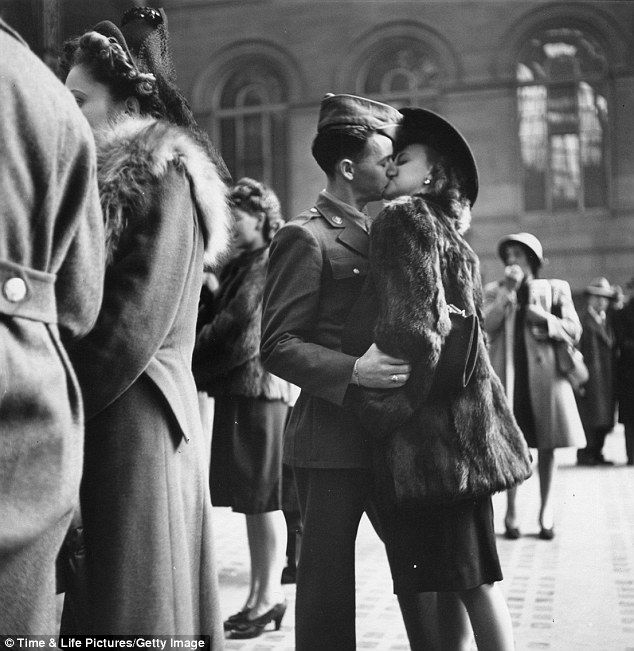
[390,374,399,383]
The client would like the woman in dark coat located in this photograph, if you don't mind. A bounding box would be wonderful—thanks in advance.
[194,179,295,639]
[343,108,531,650]
[61,14,231,638]
[614,284,634,465]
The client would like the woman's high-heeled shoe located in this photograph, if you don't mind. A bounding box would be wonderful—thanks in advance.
[539,526,555,541]
[223,608,250,631]
[504,518,520,540]
[229,600,287,639]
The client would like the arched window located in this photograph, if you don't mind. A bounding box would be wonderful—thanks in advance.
[516,27,609,212]
[356,38,442,108]
[198,58,288,202]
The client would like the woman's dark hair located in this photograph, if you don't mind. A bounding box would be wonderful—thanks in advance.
[59,32,167,119]
[230,178,284,244]
[501,242,541,277]
[312,126,372,178]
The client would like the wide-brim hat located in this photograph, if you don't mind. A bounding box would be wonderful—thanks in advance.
[397,107,478,206]
[317,93,402,140]
[497,232,544,265]
[585,276,614,298]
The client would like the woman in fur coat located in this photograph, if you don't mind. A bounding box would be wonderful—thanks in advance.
[193,178,295,639]
[343,108,531,650]
[60,16,230,639]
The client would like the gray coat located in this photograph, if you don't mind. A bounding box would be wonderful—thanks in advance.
[66,116,230,638]
[0,20,104,634]
[484,278,585,449]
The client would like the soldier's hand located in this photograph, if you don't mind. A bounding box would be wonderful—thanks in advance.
[356,343,410,388]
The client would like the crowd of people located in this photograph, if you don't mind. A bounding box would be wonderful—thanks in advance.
[1,6,633,651]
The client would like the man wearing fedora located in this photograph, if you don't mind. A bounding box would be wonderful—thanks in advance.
[261,94,438,650]
[576,277,617,466]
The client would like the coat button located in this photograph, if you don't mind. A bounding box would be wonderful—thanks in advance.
[310,207,318,213]
[332,216,343,225]
[353,268,360,274]
[3,277,27,303]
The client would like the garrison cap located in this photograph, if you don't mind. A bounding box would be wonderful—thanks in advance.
[317,93,402,139]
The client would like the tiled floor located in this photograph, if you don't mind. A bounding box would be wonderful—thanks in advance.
[213,425,634,650]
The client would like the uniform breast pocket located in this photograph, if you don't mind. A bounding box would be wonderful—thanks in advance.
[328,256,369,280]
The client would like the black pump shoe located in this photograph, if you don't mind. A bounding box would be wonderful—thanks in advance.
[230,600,287,639]
[539,526,555,541]
[223,609,250,631]
[504,524,521,540]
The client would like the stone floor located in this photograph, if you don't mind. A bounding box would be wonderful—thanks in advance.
[213,425,634,650]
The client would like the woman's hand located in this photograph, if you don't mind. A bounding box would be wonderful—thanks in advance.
[356,343,411,388]
[525,303,548,326]
[504,264,524,291]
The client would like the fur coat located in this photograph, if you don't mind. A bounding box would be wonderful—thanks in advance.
[343,194,532,506]
[97,116,230,267]
[194,246,295,402]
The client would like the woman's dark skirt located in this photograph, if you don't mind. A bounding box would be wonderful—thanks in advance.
[210,395,288,514]
[375,494,503,594]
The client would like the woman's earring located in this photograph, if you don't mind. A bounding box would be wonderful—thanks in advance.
[423,177,431,185]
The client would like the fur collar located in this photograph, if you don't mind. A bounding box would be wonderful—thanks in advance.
[95,116,230,267]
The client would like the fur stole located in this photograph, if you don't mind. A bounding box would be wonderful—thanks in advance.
[95,115,231,267]
[194,247,294,402]
[343,195,532,506]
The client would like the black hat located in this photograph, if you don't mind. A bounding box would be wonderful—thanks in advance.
[397,107,478,206]
[92,8,197,130]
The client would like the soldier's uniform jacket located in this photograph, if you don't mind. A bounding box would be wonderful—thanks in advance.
[261,191,371,468]
[0,19,105,633]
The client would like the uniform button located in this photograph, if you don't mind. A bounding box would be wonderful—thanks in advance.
[353,268,360,274]
[332,216,343,225]
[3,277,27,302]
[310,207,318,213]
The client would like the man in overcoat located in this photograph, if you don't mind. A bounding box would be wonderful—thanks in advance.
[261,94,438,650]
[0,20,104,634]
[576,277,617,466]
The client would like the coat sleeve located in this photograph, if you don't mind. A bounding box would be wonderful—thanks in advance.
[69,165,195,419]
[351,199,451,435]
[261,222,356,406]
[194,258,265,376]
[55,123,105,340]
[547,280,582,345]
[483,281,515,335]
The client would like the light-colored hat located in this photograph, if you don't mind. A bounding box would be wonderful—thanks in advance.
[497,232,544,266]
[585,277,614,298]
[317,93,402,139]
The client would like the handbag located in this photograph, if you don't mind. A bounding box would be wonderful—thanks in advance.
[550,286,589,395]
[554,339,589,395]
[428,304,479,399]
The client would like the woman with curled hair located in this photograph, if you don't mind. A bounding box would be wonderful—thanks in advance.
[343,108,531,649]
[61,11,231,640]
[193,178,295,640]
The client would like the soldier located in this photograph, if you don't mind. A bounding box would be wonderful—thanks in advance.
[261,94,438,650]
[0,19,104,633]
